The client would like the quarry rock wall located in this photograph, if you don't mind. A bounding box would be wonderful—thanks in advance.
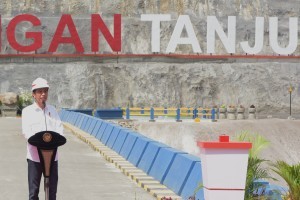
[0,1,299,116]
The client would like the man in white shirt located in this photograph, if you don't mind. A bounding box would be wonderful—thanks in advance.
[22,78,63,200]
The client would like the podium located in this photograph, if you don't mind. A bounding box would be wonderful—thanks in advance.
[28,131,66,200]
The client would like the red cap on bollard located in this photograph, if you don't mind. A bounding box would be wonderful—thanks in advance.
[219,135,229,142]
[197,134,252,149]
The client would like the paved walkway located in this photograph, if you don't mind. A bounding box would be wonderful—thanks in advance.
[0,117,155,200]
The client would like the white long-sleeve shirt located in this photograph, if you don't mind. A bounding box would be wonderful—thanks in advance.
[22,102,64,162]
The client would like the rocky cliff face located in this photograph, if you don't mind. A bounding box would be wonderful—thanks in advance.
[1,0,298,18]
[0,1,299,116]
[0,1,299,55]
[1,61,299,116]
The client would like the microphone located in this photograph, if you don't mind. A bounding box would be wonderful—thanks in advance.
[42,100,47,131]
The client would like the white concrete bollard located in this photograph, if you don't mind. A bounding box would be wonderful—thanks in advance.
[197,135,252,200]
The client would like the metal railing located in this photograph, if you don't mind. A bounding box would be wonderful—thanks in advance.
[122,107,216,122]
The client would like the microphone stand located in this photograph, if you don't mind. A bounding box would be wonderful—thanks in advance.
[43,101,50,200]
[42,101,51,200]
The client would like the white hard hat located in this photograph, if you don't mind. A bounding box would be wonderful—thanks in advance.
[31,78,49,91]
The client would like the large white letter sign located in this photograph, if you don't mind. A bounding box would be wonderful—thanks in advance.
[166,15,201,53]
[269,17,298,55]
[207,16,236,54]
[240,17,264,54]
[141,14,171,52]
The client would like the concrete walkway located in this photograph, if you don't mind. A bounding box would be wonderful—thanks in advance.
[0,117,155,200]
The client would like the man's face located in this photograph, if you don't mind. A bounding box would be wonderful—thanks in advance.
[33,88,48,105]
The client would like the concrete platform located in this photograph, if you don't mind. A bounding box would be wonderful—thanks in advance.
[0,117,155,200]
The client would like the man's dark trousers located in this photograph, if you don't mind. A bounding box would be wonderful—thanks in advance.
[27,159,58,200]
